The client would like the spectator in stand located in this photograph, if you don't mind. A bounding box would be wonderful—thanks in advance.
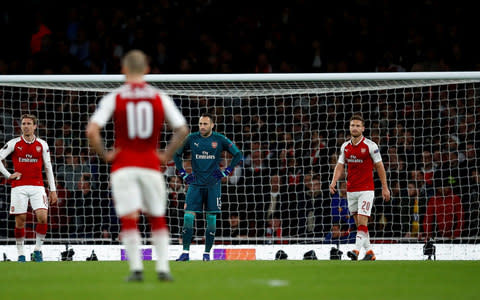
[265,212,285,244]
[71,173,104,238]
[423,178,464,240]
[466,170,480,237]
[166,175,186,238]
[57,148,90,195]
[223,213,248,241]
[324,181,356,244]
[421,150,436,198]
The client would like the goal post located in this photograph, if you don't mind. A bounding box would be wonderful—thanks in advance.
[0,72,479,252]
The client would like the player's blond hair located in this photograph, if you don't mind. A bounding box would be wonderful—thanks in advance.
[121,50,148,75]
[21,114,37,125]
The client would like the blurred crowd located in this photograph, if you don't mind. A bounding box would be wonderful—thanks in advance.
[0,0,479,243]
[1,1,480,75]
[0,81,478,244]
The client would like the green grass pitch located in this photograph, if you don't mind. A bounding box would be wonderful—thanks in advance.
[0,260,477,300]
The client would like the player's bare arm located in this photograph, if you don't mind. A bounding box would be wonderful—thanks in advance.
[158,125,189,164]
[49,191,58,205]
[86,122,117,163]
[329,163,345,194]
[374,161,390,202]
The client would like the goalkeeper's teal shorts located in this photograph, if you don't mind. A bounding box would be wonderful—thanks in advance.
[185,181,221,213]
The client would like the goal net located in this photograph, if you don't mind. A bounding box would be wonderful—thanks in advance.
[0,73,478,247]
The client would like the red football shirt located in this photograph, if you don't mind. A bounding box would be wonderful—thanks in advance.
[89,82,187,173]
[338,137,382,192]
[0,136,56,190]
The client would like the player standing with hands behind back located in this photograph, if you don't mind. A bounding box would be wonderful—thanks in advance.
[87,50,189,282]
[0,114,57,262]
[329,114,390,261]
[174,113,242,261]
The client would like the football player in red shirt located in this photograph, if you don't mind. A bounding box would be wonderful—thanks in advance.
[330,114,390,261]
[87,49,189,282]
[0,114,57,262]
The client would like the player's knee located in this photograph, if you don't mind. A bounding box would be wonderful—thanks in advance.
[206,214,216,230]
[184,213,195,227]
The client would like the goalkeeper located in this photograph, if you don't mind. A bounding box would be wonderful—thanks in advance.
[174,113,242,261]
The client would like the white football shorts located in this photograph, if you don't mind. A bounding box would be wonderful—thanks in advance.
[10,185,48,214]
[111,167,167,217]
[347,190,375,217]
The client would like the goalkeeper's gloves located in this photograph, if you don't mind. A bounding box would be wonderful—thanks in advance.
[178,169,195,184]
[212,167,233,180]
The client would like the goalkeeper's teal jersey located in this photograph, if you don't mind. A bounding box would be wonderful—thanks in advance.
[174,132,242,186]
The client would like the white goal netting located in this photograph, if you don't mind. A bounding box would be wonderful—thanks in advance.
[0,73,478,247]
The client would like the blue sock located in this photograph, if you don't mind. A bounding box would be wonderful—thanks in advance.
[182,213,195,251]
[205,214,216,253]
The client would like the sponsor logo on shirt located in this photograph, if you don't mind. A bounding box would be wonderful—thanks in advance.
[18,154,38,163]
[346,155,363,163]
[196,151,215,160]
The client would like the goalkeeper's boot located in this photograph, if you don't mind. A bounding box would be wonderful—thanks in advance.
[175,252,189,261]
[202,253,210,261]
[362,250,376,261]
[346,249,359,261]
[157,271,174,282]
[18,255,26,262]
[125,271,143,282]
[32,250,43,262]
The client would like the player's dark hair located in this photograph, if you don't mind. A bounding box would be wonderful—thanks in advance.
[201,112,215,123]
[349,114,364,126]
[21,114,37,125]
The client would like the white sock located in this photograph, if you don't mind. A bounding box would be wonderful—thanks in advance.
[122,230,143,272]
[364,232,372,252]
[34,233,46,251]
[355,230,368,252]
[16,238,25,256]
[152,230,170,273]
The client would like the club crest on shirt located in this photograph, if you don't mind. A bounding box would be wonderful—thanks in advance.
[36,146,42,152]
[211,142,217,149]
[10,206,15,213]
[361,148,366,153]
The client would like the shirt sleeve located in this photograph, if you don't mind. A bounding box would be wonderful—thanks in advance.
[40,140,56,192]
[221,134,243,168]
[369,142,382,164]
[0,140,15,178]
[89,93,116,128]
[160,93,187,129]
[337,143,346,165]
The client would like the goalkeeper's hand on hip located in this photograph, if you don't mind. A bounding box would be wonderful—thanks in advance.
[212,167,233,180]
[178,169,195,184]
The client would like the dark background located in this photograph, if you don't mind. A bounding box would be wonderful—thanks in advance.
[1,1,478,74]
